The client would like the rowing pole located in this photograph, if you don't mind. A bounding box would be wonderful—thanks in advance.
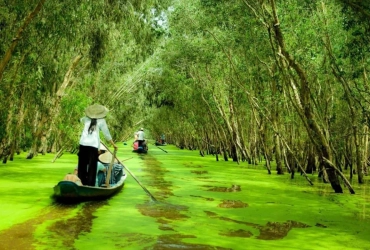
[101,141,157,201]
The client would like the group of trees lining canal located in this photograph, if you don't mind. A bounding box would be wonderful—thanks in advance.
[1,0,370,193]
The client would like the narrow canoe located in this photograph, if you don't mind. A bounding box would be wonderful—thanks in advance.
[53,173,127,202]
[132,145,148,153]
[132,148,148,153]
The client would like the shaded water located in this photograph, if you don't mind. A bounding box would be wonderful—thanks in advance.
[1,144,370,249]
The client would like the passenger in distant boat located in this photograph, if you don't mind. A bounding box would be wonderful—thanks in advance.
[132,131,139,150]
[160,134,165,144]
[78,104,118,186]
[142,139,148,151]
[132,140,139,151]
[137,128,145,148]
[63,168,83,186]
[97,152,124,186]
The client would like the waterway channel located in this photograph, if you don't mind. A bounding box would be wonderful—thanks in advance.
[0,143,370,249]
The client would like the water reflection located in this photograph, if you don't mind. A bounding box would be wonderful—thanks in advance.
[218,200,248,208]
[191,170,208,175]
[136,155,234,249]
[203,184,241,192]
[137,201,189,221]
[46,201,108,247]
[136,154,312,247]
[145,234,232,250]
[190,195,215,201]
[0,201,107,249]
[3,149,370,249]
[205,210,310,240]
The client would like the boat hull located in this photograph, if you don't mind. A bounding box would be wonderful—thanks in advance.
[132,148,148,153]
[53,174,127,202]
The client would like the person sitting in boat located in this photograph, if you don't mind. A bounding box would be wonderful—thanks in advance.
[142,139,148,151]
[96,161,107,187]
[63,168,83,186]
[160,134,165,144]
[94,143,110,186]
[132,140,139,151]
[97,152,124,186]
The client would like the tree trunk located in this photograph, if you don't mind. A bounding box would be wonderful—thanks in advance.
[306,145,316,174]
[363,125,369,175]
[321,2,363,184]
[268,0,347,192]
[222,144,228,161]
[273,133,283,174]
[46,54,83,153]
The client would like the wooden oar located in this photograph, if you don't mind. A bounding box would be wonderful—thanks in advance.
[101,141,157,201]
[154,143,168,153]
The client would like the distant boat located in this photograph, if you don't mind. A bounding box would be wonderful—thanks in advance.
[155,141,167,146]
[132,140,148,153]
[53,174,127,202]
[132,147,148,153]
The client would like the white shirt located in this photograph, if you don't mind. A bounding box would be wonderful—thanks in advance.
[137,130,145,140]
[79,117,112,149]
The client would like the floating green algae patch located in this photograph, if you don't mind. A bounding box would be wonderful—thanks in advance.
[0,144,370,249]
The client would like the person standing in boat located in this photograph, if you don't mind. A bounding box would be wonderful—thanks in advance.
[97,152,124,185]
[137,128,145,149]
[96,160,107,187]
[78,104,118,186]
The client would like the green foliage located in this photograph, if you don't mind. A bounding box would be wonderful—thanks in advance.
[89,28,108,70]
[0,0,171,154]
[1,0,370,190]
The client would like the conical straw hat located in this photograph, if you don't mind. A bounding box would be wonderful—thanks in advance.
[98,152,116,164]
[85,104,109,119]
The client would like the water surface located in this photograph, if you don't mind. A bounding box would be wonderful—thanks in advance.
[0,144,369,249]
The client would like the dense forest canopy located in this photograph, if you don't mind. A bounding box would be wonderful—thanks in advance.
[1,0,370,193]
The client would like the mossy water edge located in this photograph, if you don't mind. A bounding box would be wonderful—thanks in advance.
[0,144,369,249]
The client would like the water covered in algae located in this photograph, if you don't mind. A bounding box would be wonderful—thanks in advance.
[0,143,370,250]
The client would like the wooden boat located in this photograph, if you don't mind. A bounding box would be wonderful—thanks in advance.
[155,141,167,146]
[132,147,148,153]
[132,140,148,153]
[53,173,127,202]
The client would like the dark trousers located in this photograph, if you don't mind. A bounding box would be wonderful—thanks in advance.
[78,145,98,186]
[138,140,144,148]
